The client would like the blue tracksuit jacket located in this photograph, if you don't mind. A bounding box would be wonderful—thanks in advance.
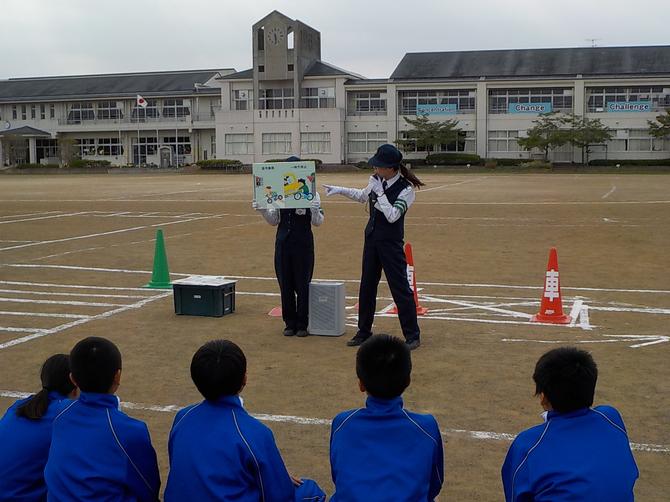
[44,392,160,502]
[502,405,639,501]
[329,396,444,501]
[0,392,71,502]
[164,394,324,502]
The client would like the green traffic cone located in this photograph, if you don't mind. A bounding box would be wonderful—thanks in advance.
[145,229,171,289]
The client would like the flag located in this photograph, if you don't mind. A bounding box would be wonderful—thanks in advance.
[136,95,148,108]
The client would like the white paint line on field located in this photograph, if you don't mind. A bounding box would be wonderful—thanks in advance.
[0,292,172,350]
[568,300,583,327]
[419,178,485,193]
[0,289,149,300]
[0,226,147,252]
[0,311,90,319]
[0,327,41,333]
[0,211,61,220]
[502,334,668,348]
[0,280,162,292]
[602,185,617,199]
[0,212,90,225]
[0,297,125,307]
[0,390,665,453]
[579,306,592,330]
[420,295,534,319]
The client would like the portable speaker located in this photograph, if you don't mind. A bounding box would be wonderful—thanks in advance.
[308,281,346,336]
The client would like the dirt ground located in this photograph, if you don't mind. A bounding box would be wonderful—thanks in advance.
[0,171,668,500]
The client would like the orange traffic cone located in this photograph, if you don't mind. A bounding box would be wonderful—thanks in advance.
[531,247,571,324]
[389,243,429,316]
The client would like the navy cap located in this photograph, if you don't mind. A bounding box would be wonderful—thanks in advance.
[368,144,402,168]
[286,156,301,162]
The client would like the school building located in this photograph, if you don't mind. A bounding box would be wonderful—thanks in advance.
[1,10,669,167]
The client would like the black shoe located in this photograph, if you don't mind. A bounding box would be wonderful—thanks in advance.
[295,329,309,337]
[405,338,421,351]
[346,334,370,347]
[283,328,295,337]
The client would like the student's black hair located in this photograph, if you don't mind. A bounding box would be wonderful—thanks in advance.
[16,354,75,420]
[356,334,412,399]
[70,337,122,393]
[398,162,425,188]
[533,347,598,413]
[190,340,247,401]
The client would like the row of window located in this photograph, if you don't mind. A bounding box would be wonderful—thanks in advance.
[487,129,665,152]
[225,132,333,155]
[66,100,192,123]
[234,88,337,110]
[11,103,56,120]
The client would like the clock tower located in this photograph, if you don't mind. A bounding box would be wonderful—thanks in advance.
[252,11,321,109]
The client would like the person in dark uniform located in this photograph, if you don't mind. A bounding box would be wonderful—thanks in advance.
[253,156,324,337]
[324,144,424,350]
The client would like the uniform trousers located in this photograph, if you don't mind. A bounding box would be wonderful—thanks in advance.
[357,238,419,341]
[275,236,314,331]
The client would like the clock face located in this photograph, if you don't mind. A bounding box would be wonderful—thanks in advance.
[267,26,284,46]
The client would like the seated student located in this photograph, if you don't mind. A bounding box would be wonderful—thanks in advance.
[502,347,639,501]
[0,354,77,502]
[329,335,444,501]
[45,337,160,502]
[164,339,325,502]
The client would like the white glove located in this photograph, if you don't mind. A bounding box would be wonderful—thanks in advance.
[252,201,262,211]
[323,184,341,197]
[311,198,320,210]
[369,175,384,196]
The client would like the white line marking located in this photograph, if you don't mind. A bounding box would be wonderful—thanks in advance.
[0,298,124,307]
[0,292,171,350]
[0,226,147,251]
[568,300,583,327]
[0,311,90,319]
[0,289,149,300]
[420,295,533,319]
[579,306,592,330]
[0,327,40,333]
[419,178,484,193]
[0,212,89,225]
[502,334,667,348]
[602,185,617,199]
[0,211,61,220]
[0,280,162,292]
[0,390,664,453]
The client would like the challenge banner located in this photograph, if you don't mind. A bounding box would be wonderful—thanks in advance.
[252,161,317,209]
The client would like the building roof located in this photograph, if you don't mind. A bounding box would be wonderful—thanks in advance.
[0,126,52,137]
[0,69,233,103]
[390,46,670,81]
[218,60,362,81]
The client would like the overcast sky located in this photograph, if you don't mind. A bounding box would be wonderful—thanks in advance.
[1,0,667,80]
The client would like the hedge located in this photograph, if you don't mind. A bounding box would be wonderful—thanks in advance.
[68,159,111,168]
[16,163,60,169]
[424,153,482,165]
[197,159,243,170]
[588,159,670,166]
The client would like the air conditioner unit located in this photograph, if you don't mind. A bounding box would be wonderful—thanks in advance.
[308,281,346,336]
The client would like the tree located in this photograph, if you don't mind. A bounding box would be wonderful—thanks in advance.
[58,136,77,167]
[560,115,613,165]
[648,109,670,139]
[517,112,570,161]
[395,114,462,153]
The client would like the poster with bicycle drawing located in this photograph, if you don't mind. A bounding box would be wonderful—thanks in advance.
[252,161,317,209]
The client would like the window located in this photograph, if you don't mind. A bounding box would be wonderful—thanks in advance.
[131,99,159,120]
[258,65,265,73]
[225,134,254,154]
[608,129,665,152]
[36,139,58,160]
[30,105,36,119]
[211,135,217,157]
[67,103,95,123]
[232,90,253,111]
[487,130,521,152]
[97,138,123,156]
[162,136,192,155]
[301,132,331,154]
[162,99,190,118]
[12,105,17,119]
[76,138,96,157]
[132,136,158,164]
[401,131,475,153]
[50,104,55,119]
[399,89,476,115]
[488,88,573,114]
[40,104,46,120]
[586,86,669,112]
[300,88,335,108]
[349,91,387,115]
[97,101,122,120]
[21,105,27,120]
[259,88,294,109]
[288,64,294,72]
[262,133,291,154]
[347,131,387,154]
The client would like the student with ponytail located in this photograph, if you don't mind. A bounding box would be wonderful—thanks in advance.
[0,354,77,501]
[324,144,424,350]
